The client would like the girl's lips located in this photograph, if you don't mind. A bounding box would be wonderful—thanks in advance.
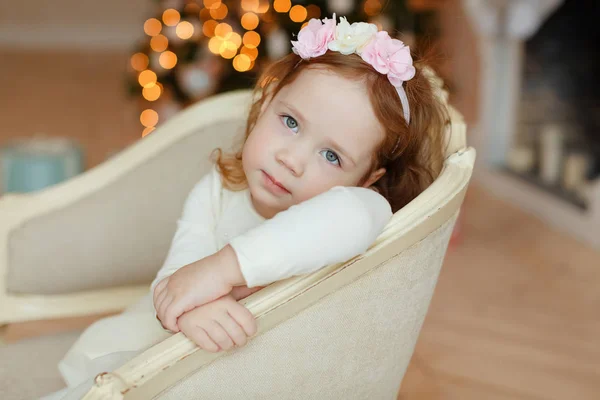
[262,170,290,194]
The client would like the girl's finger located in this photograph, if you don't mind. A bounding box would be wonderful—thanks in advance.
[228,304,257,337]
[158,296,173,329]
[153,279,168,303]
[154,289,167,313]
[187,325,219,353]
[204,319,234,351]
[217,311,248,347]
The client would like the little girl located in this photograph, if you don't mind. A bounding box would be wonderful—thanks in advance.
[46,14,448,399]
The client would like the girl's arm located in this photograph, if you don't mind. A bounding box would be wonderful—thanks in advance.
[229,186,392,288]
[150,167,220,295]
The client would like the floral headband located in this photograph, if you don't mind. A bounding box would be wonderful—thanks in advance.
[291,15,415,125]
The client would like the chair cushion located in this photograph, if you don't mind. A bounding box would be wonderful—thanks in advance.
[0,331,80,400]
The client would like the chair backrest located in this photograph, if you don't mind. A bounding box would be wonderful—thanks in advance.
[81,89,475,399]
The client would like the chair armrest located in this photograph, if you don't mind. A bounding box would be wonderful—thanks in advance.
[80,148,476,399]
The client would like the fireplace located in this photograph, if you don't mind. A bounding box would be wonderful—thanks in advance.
[465,0,600,249]
[506,0,599,210]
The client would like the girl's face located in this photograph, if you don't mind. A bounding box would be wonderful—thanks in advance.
[242,67,386,219]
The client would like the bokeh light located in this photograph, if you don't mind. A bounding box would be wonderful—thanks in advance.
[210,3,228,20]
[306,5,321,19]
[241,45,259,60]
[241,12,260,30]
[138,70,158,88]
[243,31,261,48]
[142,127,156,137]
[203,19,218,37]
[364,0,382,16]
[203,0,221,10]
[130,53,149,72]
[274,0,291,13]
[144,18,162,37]
[142,84,162,101]
[289,5,307,22]
[150,34,169,52]
[233,54,252,72]
[140,109,159,127]
[214,22,233,37]
[176,21,195,39]
[241,0,260,12]
[162,9,181,26]
[159,51,178,69]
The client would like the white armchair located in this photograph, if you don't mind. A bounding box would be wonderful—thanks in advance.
[0,85,474,399]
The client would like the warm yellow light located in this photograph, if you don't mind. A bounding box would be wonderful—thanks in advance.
[241,12,259,30]
[364,0,382,16]
[210,3,228,20]
[159,51,178,69]
[243,31,261,48]
[208,36,224,54]
[176,21,194,39]
[130,53,149,72]
[219,41,238,59]
[225,31,242,48]
[144,18,162,36]
[142,127,155,137]
[203,19,218,37]
[142,83,162,101]
[241,45,259,60]
[273,0,291,13]
[138,70,157,88]
[301,21,309,29]
[140,109,159,127]
[203,0,221,10]
[233,54,252,72]
[306,5,321,19]
[214,22,233,37]
[162,9,181,26]
[241,0,260,12]
[289,5,307,22]
[150,34,169,52]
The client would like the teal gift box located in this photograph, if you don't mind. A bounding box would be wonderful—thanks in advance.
[0,137,84,194]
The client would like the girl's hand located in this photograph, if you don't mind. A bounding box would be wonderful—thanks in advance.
[153,245,248,332]
[178,295,257,353]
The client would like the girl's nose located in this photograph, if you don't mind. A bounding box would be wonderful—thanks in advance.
[276,148,304,177]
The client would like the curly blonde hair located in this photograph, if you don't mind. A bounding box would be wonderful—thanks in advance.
[213,51,449,213]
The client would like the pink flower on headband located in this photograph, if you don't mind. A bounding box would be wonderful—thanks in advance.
[291,17,336,59]
[360,31,415,87]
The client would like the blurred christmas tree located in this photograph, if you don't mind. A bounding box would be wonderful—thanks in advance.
[128,0,439,136]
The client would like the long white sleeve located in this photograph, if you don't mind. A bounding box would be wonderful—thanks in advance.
[229,186,392,288]
[150,168,220,294]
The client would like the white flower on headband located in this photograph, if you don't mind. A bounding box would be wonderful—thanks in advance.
[290,14,415,124]
[327,17,378,55]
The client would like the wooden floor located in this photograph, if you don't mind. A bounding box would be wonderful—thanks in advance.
[1,48,599,399]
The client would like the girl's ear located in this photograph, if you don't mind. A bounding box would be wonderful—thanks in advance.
[362,167,386,188]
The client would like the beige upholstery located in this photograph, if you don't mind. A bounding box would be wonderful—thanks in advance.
[0,80,474,400]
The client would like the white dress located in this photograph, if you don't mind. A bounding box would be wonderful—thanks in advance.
[45,166,392,398]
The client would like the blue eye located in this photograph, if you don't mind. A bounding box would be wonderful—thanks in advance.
[282,115,299,133]
[320,150,340,166]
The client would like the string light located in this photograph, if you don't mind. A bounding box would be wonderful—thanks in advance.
[274,0,291,13]
[130,53,149,72]
[203,0,221,10]
[150,34,169,52]
[159,51,178,69]
[289,5,307,23]
[199,8,211,20]
[140,109,159,127]
[241,0,260,12]
[214,22,233,37]
[162,9,181,26]
[138,70,157,88]
[364,0,382,16]
[176,21,195,39]
[210,3,228,20]
[243,31,261,48]
[226,31,242,48]
[241,12,259,30]
[257,1,270,13]
[233,54,252,72]
[142,84,162,101]
[241,45,259,60]
[208,36,224,54]
[144,18,162,36]
[203,19,219,37]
